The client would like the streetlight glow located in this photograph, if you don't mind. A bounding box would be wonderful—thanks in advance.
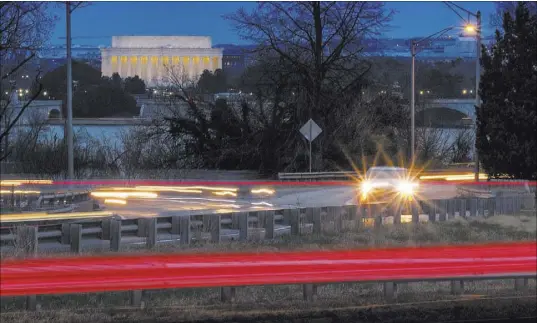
[465,24,476,33]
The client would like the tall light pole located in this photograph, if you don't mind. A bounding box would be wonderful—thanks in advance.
[473,11,482,181]
[410,40,416,163]
[410,27,454,163]
[66,2,74,179]
[443,2,483,181]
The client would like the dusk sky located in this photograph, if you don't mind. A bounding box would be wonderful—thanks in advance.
[49,1,497,46]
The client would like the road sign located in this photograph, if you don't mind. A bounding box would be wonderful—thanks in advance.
[300,119,322,142]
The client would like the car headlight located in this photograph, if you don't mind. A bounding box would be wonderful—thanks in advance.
[397,181,417,195]
[360,181,372,194]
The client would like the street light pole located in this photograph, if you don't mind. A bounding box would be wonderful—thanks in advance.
[474,11,481,181]
[66,2,74,179]
[409,27,454,165]
[410,40,416,163]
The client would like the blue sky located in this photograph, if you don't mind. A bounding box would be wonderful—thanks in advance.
[49,1,497,46]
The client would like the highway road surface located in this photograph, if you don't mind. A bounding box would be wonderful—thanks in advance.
[1,183,459,222]
[98,183,458,219]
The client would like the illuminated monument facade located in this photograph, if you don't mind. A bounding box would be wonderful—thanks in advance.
[100,36,223,87]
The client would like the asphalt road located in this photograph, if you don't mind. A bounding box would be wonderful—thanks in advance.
[1,183,459,222]
[100,183,459,219]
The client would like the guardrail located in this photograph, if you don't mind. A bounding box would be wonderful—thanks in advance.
[1,242,535,310]
[0,189,92,212]
[1,194,531,254]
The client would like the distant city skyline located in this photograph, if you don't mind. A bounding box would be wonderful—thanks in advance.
[47,1,497,47]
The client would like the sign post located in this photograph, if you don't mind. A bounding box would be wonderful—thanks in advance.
[299,119,322,173]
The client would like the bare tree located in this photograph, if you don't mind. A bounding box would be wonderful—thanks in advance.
[0,2,56,161]
[226,2,393,169]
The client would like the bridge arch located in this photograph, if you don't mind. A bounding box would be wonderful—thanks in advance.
[416,107,469,128]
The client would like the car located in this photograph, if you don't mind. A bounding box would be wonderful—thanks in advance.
[358,166,419,204]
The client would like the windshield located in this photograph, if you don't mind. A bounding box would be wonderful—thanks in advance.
[366,169,407,179]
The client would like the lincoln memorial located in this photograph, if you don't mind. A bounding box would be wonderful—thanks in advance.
[100,36,223,87]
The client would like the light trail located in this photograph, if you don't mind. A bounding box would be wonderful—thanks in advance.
[103,199,127,205]
[0,180,53,187]
[0,211,114,222]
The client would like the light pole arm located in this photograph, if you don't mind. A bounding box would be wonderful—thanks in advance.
[411,26,455,56]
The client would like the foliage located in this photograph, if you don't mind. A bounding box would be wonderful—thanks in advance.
[38,62,142,118]
[197,69,228,94]
[489,1,537,30]
[72,78,139,118]
[219,2,394,171]
[37,60,102,101]
[124,75,146,94]
[0,2,56,161]
[7,129,117,178]
[477,3,537,180]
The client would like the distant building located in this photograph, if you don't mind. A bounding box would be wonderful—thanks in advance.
[100,36,224,87]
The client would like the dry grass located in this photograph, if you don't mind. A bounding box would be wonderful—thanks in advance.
[1,213,536,323]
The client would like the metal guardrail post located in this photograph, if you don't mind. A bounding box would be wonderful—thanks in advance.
[179,216,190,245]
[411,204,419,224]
[264,210,275,239]
[326,206,343,232]
[61,223,70,244]
[459,199,467,217]
[210,214,221,243]
[130,290,143,308]
[289,209,301,235]
[515,278,528,291]
[485,198,493,217]
[254,211,265,229]
[171,215,180,235]
[70,224,82,253]
[101,219,111,240]
[231,212,239,230]
[136,218,146,237]
[26,295,37,311]
[220,287,236,303]
[146,218,157,249]
[110,219,121,252]
[282,209,292,226]
[202,214,211,232]
[469,198,478,217]
[238,212,248,241]
[383,282,396,303]
[310,207,322,234]
[477,198,485,217]
[428,200,437,222]
[451,280,464,295]
[303,284,317,301]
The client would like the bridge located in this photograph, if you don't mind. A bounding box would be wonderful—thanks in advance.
[418,98,478,127]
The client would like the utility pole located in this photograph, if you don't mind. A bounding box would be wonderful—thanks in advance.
[66,2,74,179]
[410,40,416,163]
[474,10,482,181]
[409,27,454,165]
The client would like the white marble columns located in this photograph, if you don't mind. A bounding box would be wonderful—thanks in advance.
[102,52,222,86]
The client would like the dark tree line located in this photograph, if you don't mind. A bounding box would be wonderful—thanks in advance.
[36,62,145,118]
[477,2,536,182]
